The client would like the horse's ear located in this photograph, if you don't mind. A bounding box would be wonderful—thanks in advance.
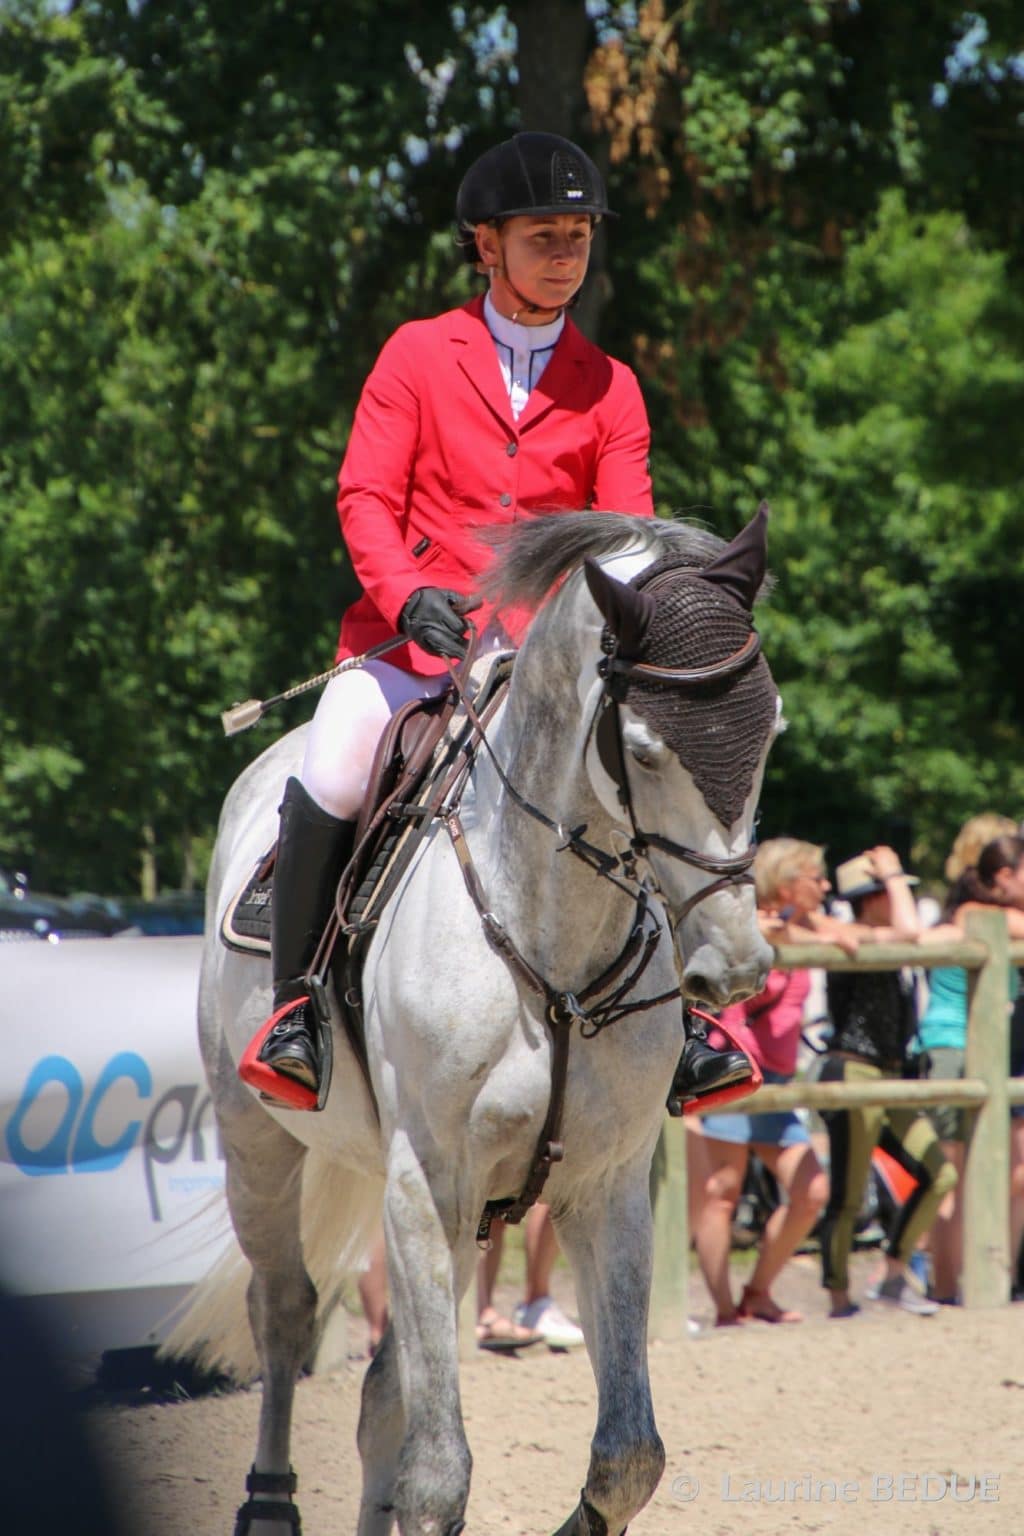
[699,501,769,612]
[583,557,656,656]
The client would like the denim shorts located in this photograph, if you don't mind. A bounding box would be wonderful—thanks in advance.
[700,1070,810,1149]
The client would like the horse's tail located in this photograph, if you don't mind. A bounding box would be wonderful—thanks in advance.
[161,1152,383,1381]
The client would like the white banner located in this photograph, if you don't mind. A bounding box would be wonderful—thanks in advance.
[0,935,231,1300]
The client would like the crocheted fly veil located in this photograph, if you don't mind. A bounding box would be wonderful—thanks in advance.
[590,506,777,829]
[626,564,775,826]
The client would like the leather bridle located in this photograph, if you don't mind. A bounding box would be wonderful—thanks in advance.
[438,609,766,1241]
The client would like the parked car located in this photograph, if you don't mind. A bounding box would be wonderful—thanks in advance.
[0,871,129,941]
[114,892,205,936]
[0,872,204,941]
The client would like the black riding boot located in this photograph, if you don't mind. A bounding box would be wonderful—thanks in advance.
[667,1011,753,1114]
[255,776,355,1097]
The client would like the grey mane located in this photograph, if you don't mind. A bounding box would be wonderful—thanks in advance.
[479,511,728,613]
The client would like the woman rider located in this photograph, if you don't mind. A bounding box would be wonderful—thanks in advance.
[241,131,749,1109]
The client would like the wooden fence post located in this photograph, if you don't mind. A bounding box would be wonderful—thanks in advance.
[649,1118,688,1339]
[962,908,1011,1308]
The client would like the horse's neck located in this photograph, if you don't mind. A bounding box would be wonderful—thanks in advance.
[471,647,634,990]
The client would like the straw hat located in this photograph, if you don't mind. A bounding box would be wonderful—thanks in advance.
[834,853,918,902]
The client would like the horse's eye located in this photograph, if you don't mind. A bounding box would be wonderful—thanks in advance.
[621,716,670,772]
[624,730,669,771]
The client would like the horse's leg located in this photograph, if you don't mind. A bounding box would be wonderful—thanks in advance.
[548,1160,666,1536]
[222,1105,316,1535]
[355,1321,402,1536]
[375,1138,475,1536]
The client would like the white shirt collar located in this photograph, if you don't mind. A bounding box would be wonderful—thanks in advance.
[484,291,564,353]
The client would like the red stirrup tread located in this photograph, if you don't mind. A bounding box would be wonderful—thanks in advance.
[681,1006,763,1116]
[238,1002,319,1111]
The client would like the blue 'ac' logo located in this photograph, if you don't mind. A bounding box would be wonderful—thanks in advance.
[5,1053,221,1221]
[6,1052,151,1175]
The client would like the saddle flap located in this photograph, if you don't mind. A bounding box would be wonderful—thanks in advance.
[353,689,455,849]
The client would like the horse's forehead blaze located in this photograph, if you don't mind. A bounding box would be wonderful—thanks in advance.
[625,563,777,828]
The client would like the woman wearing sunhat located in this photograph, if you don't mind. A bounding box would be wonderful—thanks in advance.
[817,846,957,1317]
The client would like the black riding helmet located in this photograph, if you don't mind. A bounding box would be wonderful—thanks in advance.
[456,131,614,265]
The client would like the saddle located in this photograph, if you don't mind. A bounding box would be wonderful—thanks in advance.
[222,651,515,1110]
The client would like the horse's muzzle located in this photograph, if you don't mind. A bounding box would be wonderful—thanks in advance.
[680,938,772,1009]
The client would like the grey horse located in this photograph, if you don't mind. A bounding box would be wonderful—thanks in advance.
[171,508,781,1535]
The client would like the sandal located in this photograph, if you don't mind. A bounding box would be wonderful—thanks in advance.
[737,1284,803,1324]
[476,1312,544,1353]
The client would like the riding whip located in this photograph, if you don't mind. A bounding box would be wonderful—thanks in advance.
[220,635,408,736]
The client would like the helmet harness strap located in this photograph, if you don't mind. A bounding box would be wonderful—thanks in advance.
[487,220,588,323]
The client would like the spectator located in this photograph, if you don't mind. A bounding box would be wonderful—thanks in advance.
[943,813,1016,884]
[816,847,957,1318]
[357,1231,390,1358]
[356,1206,584,1356]
[919,833,1024,1302]
[691,838,841,1325]
[478,1206,584,1352]
[1011,978,1024,1297]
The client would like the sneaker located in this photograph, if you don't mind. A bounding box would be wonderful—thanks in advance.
[514,1297,585,1350]
[872,1275,939,1316]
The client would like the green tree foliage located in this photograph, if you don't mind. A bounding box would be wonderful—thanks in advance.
[586,0,1024,871]
[0,0,509,891]
[1,0,1022,892]
[763,192,1024,866]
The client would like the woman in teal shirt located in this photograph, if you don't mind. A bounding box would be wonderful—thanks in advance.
[920,834,1024,1301]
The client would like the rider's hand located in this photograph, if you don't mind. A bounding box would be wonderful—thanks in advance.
[399,587,479,659]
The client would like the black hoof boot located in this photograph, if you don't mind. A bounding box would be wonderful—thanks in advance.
[551,1491,623,1536]
[234,1467,302,1534]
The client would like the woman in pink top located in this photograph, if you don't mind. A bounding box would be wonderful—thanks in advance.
[692,838,856,1325]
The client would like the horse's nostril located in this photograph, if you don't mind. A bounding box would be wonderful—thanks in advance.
[685,974,710,1001]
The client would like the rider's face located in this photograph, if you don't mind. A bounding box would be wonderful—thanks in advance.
[475,213,593,323]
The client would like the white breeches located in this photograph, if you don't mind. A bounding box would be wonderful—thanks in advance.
[301,661,450,821]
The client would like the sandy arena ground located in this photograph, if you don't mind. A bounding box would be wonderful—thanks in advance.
[91,1250,1022,1536]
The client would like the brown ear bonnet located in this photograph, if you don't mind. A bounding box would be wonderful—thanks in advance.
[587,506,777,829]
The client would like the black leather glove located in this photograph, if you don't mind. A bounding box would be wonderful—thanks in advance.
[399,587,478,659]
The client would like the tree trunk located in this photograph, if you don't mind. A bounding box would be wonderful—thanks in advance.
[140,821,158,900]
[511,0,609,342]
[181,828,197,893]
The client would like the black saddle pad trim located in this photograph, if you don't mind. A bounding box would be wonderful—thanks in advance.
[221,854,275,955]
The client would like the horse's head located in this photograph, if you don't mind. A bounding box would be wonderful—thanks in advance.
[581,505,781,1007]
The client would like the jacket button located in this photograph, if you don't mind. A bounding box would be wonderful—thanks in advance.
[506,441,518,457]
[499,493,512,507]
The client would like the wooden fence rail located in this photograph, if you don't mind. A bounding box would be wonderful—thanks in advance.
[650,909,1024,1336]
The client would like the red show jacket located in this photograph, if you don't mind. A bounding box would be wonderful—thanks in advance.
[335,294,654,674]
